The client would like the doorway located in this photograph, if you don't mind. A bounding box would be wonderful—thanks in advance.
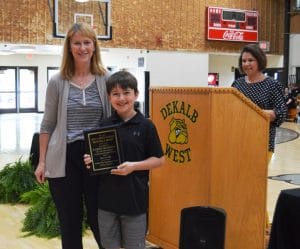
[296,67,300,84]
[0,66,37,113]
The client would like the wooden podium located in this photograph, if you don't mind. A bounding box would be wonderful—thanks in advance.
[147,87,269,249]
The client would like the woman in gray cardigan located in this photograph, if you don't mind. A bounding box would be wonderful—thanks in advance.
[34,23,111,249]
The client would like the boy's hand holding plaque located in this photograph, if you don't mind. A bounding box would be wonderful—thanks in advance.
[84,125,124,175]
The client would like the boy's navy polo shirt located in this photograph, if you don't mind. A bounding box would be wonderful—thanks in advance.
[97,110,164,215]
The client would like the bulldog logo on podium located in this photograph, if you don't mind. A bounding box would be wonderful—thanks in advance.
[160,100,198,164]
[168,118,188,144]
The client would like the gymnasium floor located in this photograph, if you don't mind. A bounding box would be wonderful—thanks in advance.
[0,113,300,249]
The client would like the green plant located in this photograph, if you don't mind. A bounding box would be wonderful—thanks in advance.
[21,182,60,238]
[21,182,89,238]
[0,157,37,203]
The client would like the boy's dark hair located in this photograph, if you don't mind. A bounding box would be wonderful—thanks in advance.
[238,44,267,74]
[106,71,138,94]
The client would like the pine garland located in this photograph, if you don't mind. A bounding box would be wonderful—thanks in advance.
[21,182,89,238]
[21,183,60,238]
[0,157,37,203]
[0,158,89,238]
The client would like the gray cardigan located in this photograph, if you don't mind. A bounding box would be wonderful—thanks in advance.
[40,73,111,178]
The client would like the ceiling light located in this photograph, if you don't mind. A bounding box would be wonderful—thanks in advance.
[11,45,36,53]
[0,50,16,55]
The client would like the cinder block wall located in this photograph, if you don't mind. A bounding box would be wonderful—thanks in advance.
[0,0,285,54]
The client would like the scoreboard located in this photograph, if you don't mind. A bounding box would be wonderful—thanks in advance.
[207,6,258,42]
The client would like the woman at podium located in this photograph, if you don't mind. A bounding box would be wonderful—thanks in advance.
[232,44,287,153]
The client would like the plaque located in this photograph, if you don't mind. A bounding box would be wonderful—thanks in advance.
[84,125,123,175]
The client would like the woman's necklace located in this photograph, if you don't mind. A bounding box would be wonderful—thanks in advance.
[72,74,95,89]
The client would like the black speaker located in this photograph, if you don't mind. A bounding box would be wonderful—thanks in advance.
[179,206,226,249]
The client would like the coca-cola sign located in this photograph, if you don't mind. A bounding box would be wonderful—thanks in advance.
[207,6,258,42]
[208,28,258,42]
[223,31,244,41]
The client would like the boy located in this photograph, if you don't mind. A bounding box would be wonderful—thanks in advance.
[84,71,165,249]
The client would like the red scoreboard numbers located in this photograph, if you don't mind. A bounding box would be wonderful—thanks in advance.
[207,7,258,42]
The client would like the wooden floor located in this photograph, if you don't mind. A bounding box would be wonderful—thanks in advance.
[267,121,300,220]
[0,113,300,249]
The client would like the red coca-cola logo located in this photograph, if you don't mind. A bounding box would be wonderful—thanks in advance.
[223,31,244,41]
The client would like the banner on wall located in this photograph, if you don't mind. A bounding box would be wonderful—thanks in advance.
[207,6,258,42]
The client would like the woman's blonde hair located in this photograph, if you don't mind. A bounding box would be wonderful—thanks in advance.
[60,23,106,80]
